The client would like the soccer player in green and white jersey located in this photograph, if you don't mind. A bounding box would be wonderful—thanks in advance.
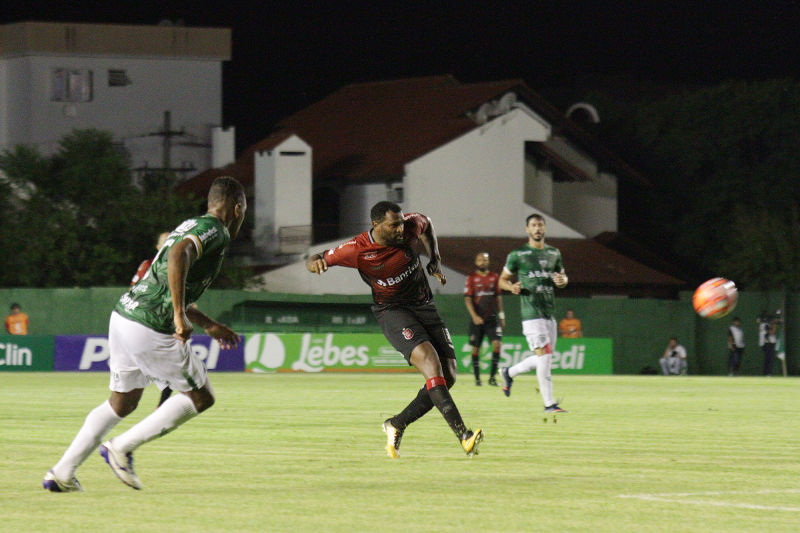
[43,176,246,492]
[498,213,568,414]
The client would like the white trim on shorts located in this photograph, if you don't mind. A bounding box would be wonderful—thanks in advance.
[108,311,208,393]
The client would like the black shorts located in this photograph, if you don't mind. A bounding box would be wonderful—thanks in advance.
[374,302,455,364]
[468,315,503,347]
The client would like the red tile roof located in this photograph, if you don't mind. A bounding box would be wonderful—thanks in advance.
[436,236,686,297]
[178,75,648,197]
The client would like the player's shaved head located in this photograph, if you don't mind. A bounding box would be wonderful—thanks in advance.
[208,176,245,209]
[370,201,401,223]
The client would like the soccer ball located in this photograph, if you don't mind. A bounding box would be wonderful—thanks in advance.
[692,278,738,319]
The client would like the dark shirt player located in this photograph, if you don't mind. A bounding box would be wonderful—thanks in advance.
[306,201,483,458]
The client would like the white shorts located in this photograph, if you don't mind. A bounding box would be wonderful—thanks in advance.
[108,312,208,393]
[522,318,557,353]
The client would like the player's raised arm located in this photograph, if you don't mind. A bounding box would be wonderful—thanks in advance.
[419,215,446,286]
[306,253,328,274]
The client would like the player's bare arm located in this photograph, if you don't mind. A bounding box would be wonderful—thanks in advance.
[552,270,568,288]
[168,238,198,343]
[419,216,446,285]
[305,253,328,274]
[464,296,483,325]
[497,294,506,328]
[499,270,521,294]
[185,306,240,349]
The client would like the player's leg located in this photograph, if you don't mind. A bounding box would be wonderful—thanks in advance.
[468,322,484,386]
[659,357,670,375]
[409,343,481,454]
[100,316,210,488]
[487,318,502,386]
[44,313,147,492]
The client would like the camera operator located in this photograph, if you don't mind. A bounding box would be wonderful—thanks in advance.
[758,310,781,376]
[659,337,688,376]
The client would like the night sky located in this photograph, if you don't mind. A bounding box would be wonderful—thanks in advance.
[4,1,800,150]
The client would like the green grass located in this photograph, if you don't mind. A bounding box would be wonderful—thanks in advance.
[1,372,799,532]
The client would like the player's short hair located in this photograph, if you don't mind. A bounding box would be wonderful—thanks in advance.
[370,201,401,223]
[208,176,245,208]
[10,303,20,311]
[526,213,546,225]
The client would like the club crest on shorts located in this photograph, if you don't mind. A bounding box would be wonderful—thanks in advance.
[402,327,414,340]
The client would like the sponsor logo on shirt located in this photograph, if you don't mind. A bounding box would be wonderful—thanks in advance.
[198,226,218,244]
[173,219,199,234]
[374,261,419,287]
[364,252,377,259]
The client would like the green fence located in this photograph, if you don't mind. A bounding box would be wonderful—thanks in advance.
[0,287,795,375]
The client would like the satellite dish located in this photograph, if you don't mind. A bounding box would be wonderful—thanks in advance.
[566,102,600,124]
[474,103,491,125]
[496,92,517,114]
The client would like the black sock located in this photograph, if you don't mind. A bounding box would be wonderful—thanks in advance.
[426,379,467,438]
[471,353,481,381]
[490,350,500,378]
[390,387,433,430]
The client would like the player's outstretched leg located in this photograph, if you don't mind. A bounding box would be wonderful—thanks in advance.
[499,367,513,396]
[382,419,403,459]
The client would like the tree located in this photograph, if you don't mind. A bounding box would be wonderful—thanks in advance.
[587,79,800,289]
[0,129,199,287]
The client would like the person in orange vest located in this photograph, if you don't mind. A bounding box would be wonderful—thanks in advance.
[5,303,29,335]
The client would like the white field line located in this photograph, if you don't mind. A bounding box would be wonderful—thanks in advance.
[619,489,800,512]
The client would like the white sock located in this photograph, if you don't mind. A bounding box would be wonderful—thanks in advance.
[52,400,122,480]
[537,353,555,406]
[509,355,538,378]
[112,393,198,454]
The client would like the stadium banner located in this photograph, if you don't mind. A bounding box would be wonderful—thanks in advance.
[455,336,614,375]
[243,333,613,374]
[0,335,54,371]
[53,335,245,372]
[245,333,411,372]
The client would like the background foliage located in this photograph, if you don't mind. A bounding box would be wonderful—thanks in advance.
[0,129,197,287]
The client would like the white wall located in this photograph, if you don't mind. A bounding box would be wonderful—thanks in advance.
[254,135,312,253]
[1,55,221,173]
[553,171,617,237]
[405,108,582,238]
[339,182,393,237]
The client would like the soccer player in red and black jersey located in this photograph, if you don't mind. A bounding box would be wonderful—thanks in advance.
[464,252,505,387]
[306,201,483,458]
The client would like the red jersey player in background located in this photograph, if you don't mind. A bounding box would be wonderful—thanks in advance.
[130,232,170,286]
[464,252,505,386]
[306,201,483,458]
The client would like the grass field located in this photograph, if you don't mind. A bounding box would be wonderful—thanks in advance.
[2,372,799,532]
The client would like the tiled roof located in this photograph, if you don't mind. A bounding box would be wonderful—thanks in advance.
[436,236,686,297]
[177,75,648,197]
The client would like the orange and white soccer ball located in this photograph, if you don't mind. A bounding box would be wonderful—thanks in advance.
[692,278,738,319]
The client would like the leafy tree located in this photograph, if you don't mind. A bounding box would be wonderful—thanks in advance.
[0,129,199,287]
[588,79,800,289]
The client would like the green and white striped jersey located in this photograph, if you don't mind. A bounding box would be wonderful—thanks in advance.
[503,243,563,320]
[114,214,230,333]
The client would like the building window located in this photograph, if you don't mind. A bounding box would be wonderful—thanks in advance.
[108,69,132,87]
[52,69,93,102]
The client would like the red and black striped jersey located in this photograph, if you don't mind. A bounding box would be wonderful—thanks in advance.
[464,271,501,318]
[324,213,433,307]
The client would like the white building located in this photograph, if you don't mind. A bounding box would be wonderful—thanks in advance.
[180,76,681,297]
[0,21,231,180]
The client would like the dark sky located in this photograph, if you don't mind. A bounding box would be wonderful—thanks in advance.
[4,1,800,150]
